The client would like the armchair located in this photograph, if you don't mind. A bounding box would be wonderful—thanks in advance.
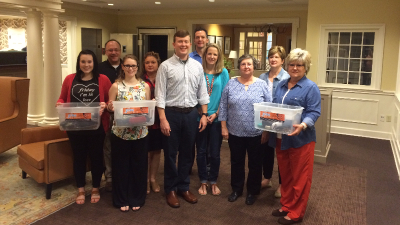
[0,77,29,154]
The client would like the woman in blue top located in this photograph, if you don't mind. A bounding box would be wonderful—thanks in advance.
[219,54,272,205]
[196,43,229,196]
[270,48,321,225]
[258,46,290,198]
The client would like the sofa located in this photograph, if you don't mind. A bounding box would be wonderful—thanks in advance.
[0,76,29,154]
[17,125,74,199]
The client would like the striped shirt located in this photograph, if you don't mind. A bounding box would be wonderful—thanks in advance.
[155,54,209,108]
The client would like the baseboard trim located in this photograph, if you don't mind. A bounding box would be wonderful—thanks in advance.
[390,132,400,180]
[331,126,391,140]
[314,142,331,164]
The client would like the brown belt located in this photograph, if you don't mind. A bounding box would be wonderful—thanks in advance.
[165,106,196,113]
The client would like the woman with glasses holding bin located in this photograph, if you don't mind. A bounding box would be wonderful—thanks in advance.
[269,48,321,225]
[107,54,151,212]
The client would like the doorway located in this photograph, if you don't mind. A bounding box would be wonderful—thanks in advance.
[81,28,102,63]
[138,28,176,63]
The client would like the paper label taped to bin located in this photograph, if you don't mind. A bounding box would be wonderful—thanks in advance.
[65,113,92,120]
[123,107,149,115]
[260,111,285,122]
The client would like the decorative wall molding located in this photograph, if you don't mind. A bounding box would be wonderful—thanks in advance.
[390,131,400,180]
[331,96,379,125]
[331,125,391,140]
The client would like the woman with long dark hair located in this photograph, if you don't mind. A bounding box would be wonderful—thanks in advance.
[57,49,111,204]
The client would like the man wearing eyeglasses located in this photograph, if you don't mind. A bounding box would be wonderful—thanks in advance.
[98,39,122,192]
[156,30,209,208]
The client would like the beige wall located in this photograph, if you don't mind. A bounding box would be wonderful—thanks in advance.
[306,0,400,91]
[117,9,308,50]
[63,6,118,62]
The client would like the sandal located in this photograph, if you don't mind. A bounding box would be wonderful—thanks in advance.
[132,206,141,212]
[90,189,100,203]
[150,181,160,193]
[76,191,85,204]
[211,183,221,196]
[120,206,129,212]
[198,183,208,195]
[147,181,150,195]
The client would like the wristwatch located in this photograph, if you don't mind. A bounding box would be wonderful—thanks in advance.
[202,113,209,117]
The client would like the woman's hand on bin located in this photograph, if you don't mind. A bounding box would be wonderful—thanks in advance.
[288,124,303,136]
[107,100,114,112]
[99,102,106,116]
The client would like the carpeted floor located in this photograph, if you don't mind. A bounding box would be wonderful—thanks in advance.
[0,147,105,225]
[32,134,374,225]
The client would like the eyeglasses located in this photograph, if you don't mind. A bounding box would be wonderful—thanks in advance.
[123,64,138,69]
[288,64,304,68]
[106,48,120,53]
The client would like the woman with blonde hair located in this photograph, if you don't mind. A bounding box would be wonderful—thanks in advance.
[107,54,151,212]
[196,43,230,196]
[259,46,290,197]
[270,48,321,224]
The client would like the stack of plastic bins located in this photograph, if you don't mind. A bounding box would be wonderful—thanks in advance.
[113,100,156,127]
[57,103,101,131]
[253,102,303,134]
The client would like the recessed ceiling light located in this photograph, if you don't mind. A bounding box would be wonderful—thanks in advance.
[209,0,215,2]
[82,0,87,1]
[108,3,113,5]
[155,2,161,4]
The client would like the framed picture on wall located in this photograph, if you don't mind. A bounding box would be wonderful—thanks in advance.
[216,36,223,50]
[224,36,231,54]
[208,35,216,44]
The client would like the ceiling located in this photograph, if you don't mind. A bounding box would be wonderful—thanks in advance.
[62,0,308,11]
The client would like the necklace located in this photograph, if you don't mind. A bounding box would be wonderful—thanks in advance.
[206,74,215,96]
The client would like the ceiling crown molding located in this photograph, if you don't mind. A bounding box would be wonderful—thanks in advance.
[61,1,118,15]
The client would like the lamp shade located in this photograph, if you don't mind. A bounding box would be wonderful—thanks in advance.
[228,50,238,59]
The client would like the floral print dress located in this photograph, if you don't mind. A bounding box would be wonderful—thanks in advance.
[111,81,148,140]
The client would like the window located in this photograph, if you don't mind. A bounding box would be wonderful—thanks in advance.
[238,31,274,70]
[318,24,385,89]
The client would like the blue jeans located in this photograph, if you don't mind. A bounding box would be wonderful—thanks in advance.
[196,122,222,184]
[163,108,198,194]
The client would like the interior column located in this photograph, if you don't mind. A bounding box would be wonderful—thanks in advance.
[39,10,62,126]
[26,9,45,125]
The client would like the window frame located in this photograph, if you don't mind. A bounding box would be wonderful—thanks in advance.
[317,24,385,90]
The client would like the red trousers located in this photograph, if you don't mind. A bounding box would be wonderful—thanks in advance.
[275,139,315,221]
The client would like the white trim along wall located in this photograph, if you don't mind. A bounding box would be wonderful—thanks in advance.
[391,96,400,179]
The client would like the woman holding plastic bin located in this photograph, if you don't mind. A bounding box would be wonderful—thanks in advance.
[270,48,321,225]
[141,51,162,194]
[196,44,229,196]
[107,54,151,212]
[219,54,272,205]
[56,49,111,205]
[258,46,290,197]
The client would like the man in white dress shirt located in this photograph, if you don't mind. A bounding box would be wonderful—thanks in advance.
[155,30,209,208]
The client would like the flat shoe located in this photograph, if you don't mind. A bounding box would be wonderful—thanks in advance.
[211,183,221,196]
[150,181,160,193]
[228,192,242,202]
[278,217,303,225]
[198,183,208,195]
[132,206,141,212]
[76,191,85,205]
[91,190,100,203]
[272,209,289,217]
[275,188,282,198]
[120,206,129,212]
[245,194,256,205]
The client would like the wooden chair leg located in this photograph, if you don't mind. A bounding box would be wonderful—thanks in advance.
[22,170,27,179]
[46,184,53,199]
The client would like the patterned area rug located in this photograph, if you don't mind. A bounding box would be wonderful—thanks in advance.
[0,147,104,225]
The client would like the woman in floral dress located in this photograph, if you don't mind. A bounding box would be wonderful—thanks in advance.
[107,54,151,212]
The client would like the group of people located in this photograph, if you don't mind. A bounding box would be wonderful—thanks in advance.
[56,27,321,225]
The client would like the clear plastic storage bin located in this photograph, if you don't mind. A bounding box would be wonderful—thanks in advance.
[253,102,304,134]
[113,100,156,127]
[57,102,101,131]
